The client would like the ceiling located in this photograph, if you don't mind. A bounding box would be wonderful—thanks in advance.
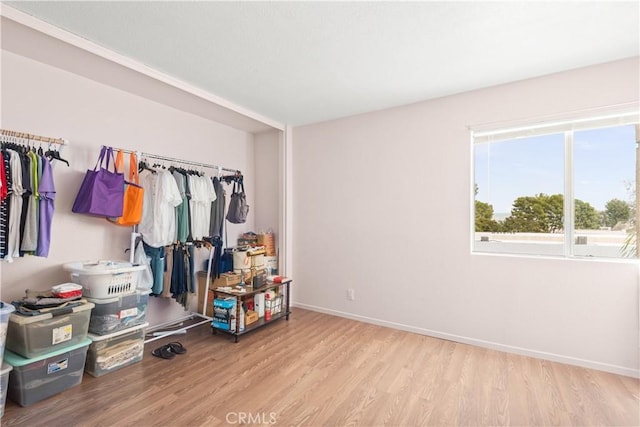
[4,1,639,127]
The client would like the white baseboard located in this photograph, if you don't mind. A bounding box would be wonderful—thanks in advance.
[292,302,640,379]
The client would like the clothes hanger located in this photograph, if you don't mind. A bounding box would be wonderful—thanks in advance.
[138,159,157,174]
[44,144,70,166]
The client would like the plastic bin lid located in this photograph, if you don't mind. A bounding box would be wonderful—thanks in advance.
[63,260,146,275]
[4,338,92,367]
[0,301,15,315]
[0,363,13,375]
[85,289,149,305]
[9,301,95,325]
[88,322,149,342]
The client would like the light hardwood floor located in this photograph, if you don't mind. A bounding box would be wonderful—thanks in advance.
[2,308,638,426]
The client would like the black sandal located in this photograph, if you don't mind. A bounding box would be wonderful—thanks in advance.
[167,342,187,354]
[152,345,175,359]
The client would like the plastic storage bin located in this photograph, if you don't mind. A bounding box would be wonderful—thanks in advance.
[6,301,94,359]
[85,322,147,377]
[4,339,90,407]
[63,261,146,298]
[0,302,15,366]
[0,363,12,417]
[86,290,149,335]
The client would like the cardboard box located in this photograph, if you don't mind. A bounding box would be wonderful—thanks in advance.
[214,272,242,288]
[245,310,258,326]
[197,271,251,315]
[257,233,276,256]
[196,290,214,317]
[212,298,236,331]
[196,273,218,317]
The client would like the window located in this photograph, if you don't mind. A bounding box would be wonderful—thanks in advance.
[473,112,639,259]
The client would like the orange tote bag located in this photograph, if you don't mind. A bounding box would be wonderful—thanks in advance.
[109,151,144,226]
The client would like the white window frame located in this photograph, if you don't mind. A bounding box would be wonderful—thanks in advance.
[471,110,639,259]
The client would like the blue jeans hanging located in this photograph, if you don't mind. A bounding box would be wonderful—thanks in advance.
[143,242,165,296]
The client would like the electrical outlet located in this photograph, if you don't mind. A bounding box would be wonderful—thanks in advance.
[347,288,355,301]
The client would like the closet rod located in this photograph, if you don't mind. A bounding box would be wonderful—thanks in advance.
[0,128,67,145]
[111,146,239,174]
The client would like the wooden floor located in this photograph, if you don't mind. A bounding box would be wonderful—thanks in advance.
[2,308,638,426]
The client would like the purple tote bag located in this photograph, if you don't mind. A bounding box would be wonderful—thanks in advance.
[72,146,125,217]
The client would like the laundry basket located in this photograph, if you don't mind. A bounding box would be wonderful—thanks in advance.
[63,261,146,299]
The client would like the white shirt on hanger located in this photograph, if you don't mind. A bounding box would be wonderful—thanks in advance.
[139,169,182,247]
[188,174,216,241]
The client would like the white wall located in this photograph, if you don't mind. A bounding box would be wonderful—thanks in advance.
[0,50,257,326]
[254,130,280,237]
[292,57,640,377]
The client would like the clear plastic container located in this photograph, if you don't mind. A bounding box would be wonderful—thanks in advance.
[0,302,15,366]
[86,290,149,335]
[4,339,90,407]
[85,322,147,377]
[0,363,12,417]
[6,302,94,359]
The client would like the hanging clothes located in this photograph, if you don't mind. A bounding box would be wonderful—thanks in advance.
[18,151,31,254]
[188,244,195,293]
[36,157,55,257]
[208,177,225,279]
[0,151,10,259]
[118,149,242,314]
[139,167,181,296]
[6,150,24,262]
[209,176,225,239]
[0,148,57,260]
[161,246,173,299]
[21,151,39,252]
[188,173,216,241]
[138,168,182,248]
[0,130,63,260]
[171,169,190,243]
[143,241,165,296]
[170,244,187,300]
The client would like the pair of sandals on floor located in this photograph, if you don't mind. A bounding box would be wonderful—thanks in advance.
[151,342,187,359]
